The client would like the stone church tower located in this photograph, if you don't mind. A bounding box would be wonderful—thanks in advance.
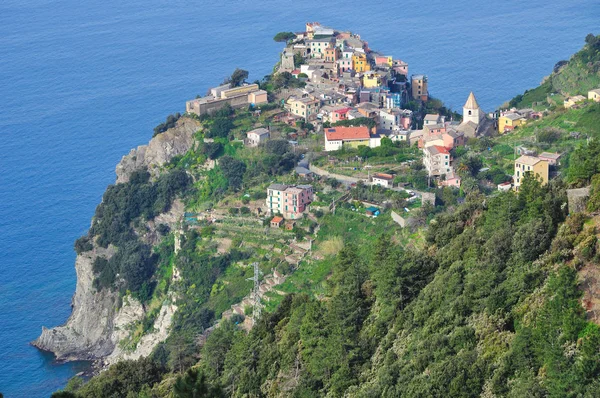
[463,92,482,126]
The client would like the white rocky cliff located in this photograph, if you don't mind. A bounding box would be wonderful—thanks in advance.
[33,117,199,361]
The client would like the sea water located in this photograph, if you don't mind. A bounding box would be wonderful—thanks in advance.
[1,0,598,395]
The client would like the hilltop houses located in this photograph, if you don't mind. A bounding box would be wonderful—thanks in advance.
[498,112,527,133]
[564,95,586,109]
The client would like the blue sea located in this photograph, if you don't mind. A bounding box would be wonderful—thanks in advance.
[0,0,598,396]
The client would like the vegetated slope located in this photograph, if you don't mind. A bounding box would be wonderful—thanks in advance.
[183,179,600,398]
[58,173,600,397]
[509,34,600,108]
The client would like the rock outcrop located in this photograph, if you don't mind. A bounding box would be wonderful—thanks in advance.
[116,116,200,183]
[34,118,195,362]
[33,245,119,361]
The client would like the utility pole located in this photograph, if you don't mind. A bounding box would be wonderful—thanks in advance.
[246,262,262,326]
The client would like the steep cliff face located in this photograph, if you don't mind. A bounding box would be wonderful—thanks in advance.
[34,200,185,361]
[33,246,119,361]
[34,118,196,361]
[116,116,200,183]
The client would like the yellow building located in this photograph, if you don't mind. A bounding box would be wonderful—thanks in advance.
[362,71,382,88]
[498,113,526,133]
[352,53,371,73]
[287,97,320,121]
[588,89,600,102]
[514,155,549,190]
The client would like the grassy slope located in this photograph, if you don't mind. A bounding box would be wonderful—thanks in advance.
[510,35,600,108]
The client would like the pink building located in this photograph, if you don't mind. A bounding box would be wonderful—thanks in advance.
[392,59,408,76]
[442,131,465,150]
[330,107,351,123]
[538,152,562,166]
[440,171,461,188]
[400,115,411,129]
[266,183,314,220]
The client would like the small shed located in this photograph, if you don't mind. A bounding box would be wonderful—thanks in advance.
[295,166,313,178]
[271,216,284,228]
[365,206,380,217]
[285,220,296,230]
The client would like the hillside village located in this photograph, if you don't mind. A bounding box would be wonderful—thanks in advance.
[184,22,600,205]
[48,26,600,398]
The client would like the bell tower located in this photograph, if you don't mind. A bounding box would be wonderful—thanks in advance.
[463,92,481,125]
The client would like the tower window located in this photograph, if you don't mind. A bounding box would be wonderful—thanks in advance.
[468,110,472,115]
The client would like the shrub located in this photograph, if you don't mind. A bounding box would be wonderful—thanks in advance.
[157,224,170,235]
[153,113,181,137]
[74,235,93,254]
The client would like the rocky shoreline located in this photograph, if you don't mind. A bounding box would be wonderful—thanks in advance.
[32,117,200,364]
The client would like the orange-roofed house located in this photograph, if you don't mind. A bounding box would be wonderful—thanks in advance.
[324,126,371,151]
[270,216,284,228]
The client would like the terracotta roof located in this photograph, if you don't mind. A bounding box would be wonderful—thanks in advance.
[427,145,450,155]
[271,216,284,223]
[325,126,370,141]
[374,173,394,181]
[464,92,480,109]
[332,107,352,114]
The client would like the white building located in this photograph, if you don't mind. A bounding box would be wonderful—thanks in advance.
[246,127,270,147]
[378,108,402,130]
[423,145,452,177]
[372,173,394,188]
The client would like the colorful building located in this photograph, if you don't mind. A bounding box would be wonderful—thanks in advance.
[309,38,333,58]
[374,55,393,68]
[498,112,526,133]
[324,126,371,151]
[352,52,371,73]
[266,184,314,219]
[514,155,549,190]
[362,71,383,88]
[329,107,351,123]
[411,74,428,101]
[372,173,394,187]
[287,97,320,121]
[324,46,340,62]
[248,90,268,106]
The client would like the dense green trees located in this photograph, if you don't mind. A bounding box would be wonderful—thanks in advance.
[568,140,600,186]
[224,68,249,88]
[273,32,296,42]
[219,155,246,190]
[73,358,162,397]
[86,169,190,294]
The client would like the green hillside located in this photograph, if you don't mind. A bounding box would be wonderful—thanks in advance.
[50,34,600,398]
[509,34,600,109]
